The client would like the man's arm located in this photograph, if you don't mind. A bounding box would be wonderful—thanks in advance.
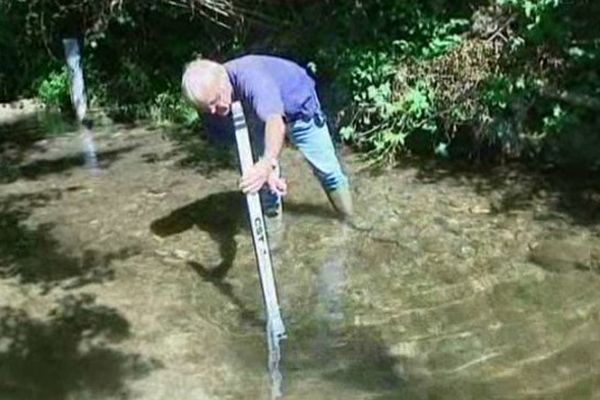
[240,114,287,195]
[262,114,286,164]
[237,70,288,194]
[239,114,287,195]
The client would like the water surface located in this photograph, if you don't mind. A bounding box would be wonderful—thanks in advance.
[0,113,598,399]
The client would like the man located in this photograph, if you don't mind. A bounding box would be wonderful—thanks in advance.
[181,55,353,245]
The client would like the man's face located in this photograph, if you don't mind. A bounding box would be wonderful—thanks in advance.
[199,78,231,116]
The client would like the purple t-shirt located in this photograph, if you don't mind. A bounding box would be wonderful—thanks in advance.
[225,55,320,122]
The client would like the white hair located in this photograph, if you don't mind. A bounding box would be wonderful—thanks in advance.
[181,58,227,107]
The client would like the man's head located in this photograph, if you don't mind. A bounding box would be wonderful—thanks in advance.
[181,58,232,116]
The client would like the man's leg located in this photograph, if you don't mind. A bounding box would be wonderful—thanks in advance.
[288,113,353,219]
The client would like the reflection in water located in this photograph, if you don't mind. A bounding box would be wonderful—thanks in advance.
[81,127,100,175]
[317,223,350,328]
[264,223,352,400]
[63,38,100,177]
[268,220,352,399]
[267,321,285,399]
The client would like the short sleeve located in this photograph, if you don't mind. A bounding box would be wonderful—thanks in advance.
[243,72,285,122]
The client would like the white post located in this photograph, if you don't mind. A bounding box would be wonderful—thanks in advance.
[62,38,99,174]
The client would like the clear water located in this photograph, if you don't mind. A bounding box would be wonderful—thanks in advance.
[0,114,598,399]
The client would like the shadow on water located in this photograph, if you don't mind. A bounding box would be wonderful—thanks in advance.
[0,111,76,150]
[187,261,263,328]
[1,145,139,185]
[0,110,139,184]
[285,321,409,399]
[1,111,74,178]
[324,328,406,396]
[150,190,340,339]
[0,191,141,292]
[150,191,338,275]
[0,294,160,400]
[157,126,237,177]
[150,191,244,275]
[389,157,600,227]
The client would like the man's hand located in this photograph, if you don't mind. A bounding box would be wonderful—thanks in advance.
[239,158,287,195]
[240,114,287,195]
[267,171,287,196]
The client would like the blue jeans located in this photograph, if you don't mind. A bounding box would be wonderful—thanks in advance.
[254,112,349,214]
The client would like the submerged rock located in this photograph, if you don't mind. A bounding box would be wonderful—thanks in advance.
[529,237,600,273]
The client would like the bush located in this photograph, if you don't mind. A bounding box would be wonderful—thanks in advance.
[149,91,198,126]
[328,0,600,166]
[3,0,600,168]
[36,69,71,110]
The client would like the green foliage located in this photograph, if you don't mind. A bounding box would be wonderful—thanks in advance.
[332,12,478,162]
[36,69,71,109]
[149,91,198,126]
[2,0,600,168]
[420,18,470,58]
[340,75,437,163]
[327,0,600,166]
[0,0,236,122]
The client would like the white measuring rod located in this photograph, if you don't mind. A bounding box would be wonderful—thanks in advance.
[231,101,286,341]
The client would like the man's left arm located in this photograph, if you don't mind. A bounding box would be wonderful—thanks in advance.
[262,114,286,166]
[239,114,287,194]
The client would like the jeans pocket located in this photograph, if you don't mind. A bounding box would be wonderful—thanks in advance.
[314,112,326,128]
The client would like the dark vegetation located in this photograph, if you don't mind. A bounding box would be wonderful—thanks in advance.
[1,0,599,167]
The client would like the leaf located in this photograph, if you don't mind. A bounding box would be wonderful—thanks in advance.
[434,142,449,158]
[339,126,355,141]
[405,87,430,116]
[568,47,585,58]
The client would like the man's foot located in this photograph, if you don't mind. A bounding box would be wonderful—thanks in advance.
[326,187,373,232]
[326,187,353,220]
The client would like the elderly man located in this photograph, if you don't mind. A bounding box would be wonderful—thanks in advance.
[181,55,353,244]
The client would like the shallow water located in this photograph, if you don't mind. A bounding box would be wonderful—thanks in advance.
[0,113,598,399]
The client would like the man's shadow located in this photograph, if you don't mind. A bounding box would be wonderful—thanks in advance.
[150,190,338,279]
[150,190,336,327]
[150,191,245,280]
